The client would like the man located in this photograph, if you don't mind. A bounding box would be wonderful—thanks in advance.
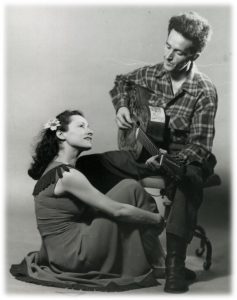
[77,11,218,293]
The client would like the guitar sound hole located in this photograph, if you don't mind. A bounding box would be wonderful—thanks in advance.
[136,120,140,127]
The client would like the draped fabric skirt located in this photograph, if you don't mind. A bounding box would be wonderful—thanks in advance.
[10,179,165,292]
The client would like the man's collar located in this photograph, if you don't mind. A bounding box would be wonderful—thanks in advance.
[181,63,198,96]
[155,63,167,78]
[155,62,199,96]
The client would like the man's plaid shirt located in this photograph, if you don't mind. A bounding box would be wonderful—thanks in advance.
[110,63,218,165]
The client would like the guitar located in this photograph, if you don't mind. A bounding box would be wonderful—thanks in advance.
[118,83,169,161]
[117,83,186,181]
[135,124,186,182]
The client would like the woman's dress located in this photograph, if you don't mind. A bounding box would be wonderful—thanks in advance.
[10,162,164,291]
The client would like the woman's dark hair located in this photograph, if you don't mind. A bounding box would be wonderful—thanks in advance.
[168,11,212,54]
[28,110,84,180]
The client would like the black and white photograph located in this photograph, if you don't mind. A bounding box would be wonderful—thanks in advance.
[1,0,233,296]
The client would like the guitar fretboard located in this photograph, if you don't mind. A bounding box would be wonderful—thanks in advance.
[136,128,161,156]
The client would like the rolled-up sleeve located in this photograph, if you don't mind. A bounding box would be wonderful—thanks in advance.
[109,67,149,112]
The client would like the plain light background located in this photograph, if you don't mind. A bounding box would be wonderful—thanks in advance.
[3,3,232,296]
[6,5,231,210]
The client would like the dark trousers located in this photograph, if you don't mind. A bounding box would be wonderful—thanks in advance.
[76,150,205,243]
[165,164,204,242]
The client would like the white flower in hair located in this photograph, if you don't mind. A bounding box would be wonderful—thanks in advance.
[44,118,61,131]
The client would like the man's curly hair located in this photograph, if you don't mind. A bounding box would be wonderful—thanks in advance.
[168,12,212,54]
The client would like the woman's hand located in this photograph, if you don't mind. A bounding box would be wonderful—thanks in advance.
[156,213,165,228]
[153,213,165,235]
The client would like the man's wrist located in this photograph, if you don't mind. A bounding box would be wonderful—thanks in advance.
[115,100,128,113]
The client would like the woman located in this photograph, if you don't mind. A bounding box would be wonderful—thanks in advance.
[10,110,165,292]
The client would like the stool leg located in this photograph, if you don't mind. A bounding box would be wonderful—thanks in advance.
[194,225,206,256]
[203,238,212,270]
[194,225,212,270]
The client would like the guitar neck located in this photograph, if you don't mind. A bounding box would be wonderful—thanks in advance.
[136,127,161,157]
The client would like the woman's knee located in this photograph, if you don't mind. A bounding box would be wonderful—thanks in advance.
[120,179,146,199]
[110,179,143,195]
[119,178,141,188]
[108,179,146,205]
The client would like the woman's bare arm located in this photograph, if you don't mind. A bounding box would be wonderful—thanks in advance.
[55,168,163,227]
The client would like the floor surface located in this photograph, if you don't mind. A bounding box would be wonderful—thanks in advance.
[5,187,231,295]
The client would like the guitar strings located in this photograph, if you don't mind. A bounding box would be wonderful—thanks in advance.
[137,128,161,156]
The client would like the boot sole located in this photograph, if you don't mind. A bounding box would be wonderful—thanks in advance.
[164,287,189,293]
[153,267,196,281]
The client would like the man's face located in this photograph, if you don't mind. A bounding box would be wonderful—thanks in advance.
[163,29,195,74]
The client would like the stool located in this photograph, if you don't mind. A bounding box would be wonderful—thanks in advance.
[140,173,221,271]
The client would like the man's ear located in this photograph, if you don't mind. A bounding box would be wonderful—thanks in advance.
[56,130,66,141]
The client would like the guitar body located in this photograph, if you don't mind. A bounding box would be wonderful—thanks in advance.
[118,84,169,160]
[117,84,186,181]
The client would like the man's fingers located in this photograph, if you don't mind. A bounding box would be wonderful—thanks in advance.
[146,155,159,164]
[116,117,132,129]
[116,107,133,128]
[123,112,133,124]
[145,155,161,170]
[116,114,132,129]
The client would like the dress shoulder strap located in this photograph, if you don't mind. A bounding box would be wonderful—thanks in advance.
[33,164,73,196]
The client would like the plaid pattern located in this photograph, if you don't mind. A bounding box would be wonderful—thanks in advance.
[110,63,218,164]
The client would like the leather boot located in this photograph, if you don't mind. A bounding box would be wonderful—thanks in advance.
[164,233,189,293]
[153,266,196,281]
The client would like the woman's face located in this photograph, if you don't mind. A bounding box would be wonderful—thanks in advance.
[63,115,93,151]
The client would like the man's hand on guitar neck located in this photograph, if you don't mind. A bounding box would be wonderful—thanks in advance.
[116,107,133,129]
[145,155,162,171]
[146,153,187,182]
